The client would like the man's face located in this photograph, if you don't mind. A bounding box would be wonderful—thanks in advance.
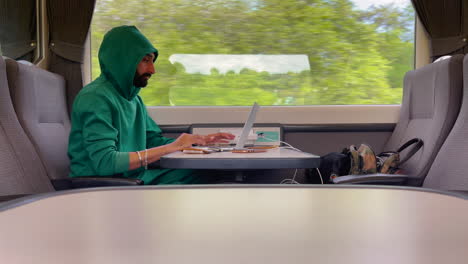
[133,53,156,87]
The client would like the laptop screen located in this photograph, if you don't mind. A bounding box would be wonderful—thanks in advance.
[235,102,260,149]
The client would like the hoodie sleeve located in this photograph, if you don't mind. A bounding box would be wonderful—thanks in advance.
[77,95,129,176]
[146,114,176,148]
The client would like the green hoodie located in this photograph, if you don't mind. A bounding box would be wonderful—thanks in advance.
[68,25,193,184]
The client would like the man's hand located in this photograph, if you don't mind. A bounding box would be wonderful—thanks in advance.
[169,133,236,151]
[170,133,207,151]
[203,133,236,144]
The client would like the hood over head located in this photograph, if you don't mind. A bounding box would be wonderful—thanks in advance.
[98,25,158,100]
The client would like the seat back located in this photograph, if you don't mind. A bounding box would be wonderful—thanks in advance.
[383,54,464,186]
[5,58,70,180]
[0,56,54,195]
[423,55,468,191]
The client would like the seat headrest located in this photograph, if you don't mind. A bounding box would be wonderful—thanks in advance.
[17,60,34,66]
[433,55,452,63]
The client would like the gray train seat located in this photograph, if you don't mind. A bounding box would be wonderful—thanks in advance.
[4,58,142,189]
[384,54,464,186]
[0,56,54,196]
[6,59,70,180]
[334,54,464,186]
[422,55,468,192]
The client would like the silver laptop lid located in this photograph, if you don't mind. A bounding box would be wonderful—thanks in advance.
[235,102,260,149]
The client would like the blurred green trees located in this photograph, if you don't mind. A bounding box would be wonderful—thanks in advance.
[91,0,414,106]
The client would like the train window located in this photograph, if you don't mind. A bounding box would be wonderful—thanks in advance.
[0,0,38,62]
[91,0,415,106]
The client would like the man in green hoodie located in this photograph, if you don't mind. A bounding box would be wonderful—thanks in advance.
[68,25,234,184]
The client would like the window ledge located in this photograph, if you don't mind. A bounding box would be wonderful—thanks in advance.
[147,105,400,125]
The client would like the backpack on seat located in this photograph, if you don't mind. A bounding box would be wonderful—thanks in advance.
[307,138,423,184]
[375,138,423,174]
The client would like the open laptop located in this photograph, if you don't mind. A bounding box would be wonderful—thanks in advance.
[189,102,259,153]
[234,102,260,150]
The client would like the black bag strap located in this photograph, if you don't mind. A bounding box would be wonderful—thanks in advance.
[397,138,424,165]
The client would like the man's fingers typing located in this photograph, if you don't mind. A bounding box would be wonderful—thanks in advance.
[205,133,235,143]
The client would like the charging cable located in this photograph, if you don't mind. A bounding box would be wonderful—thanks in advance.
[280,169,300,184]
[316,168,324,184]
[257,135,302,152]
[257,135,324,184]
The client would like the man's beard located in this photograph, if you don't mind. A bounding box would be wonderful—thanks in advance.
[133,72,152,87]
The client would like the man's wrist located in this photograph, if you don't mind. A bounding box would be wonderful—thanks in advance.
[166,142,182,153]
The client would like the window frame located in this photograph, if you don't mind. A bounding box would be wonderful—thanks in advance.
[33,0,47,68]
[32,0,44,64]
